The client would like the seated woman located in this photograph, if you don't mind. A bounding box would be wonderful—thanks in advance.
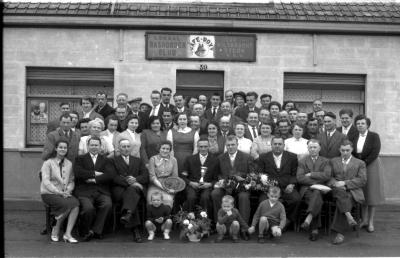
[202,122,225,156]
[251,122,274,160]
[147,141,179,208]
[78,118,113,157]
[284,123,309,160]
[40,139,79,243]
[233,122,252,154]
[140,116,167,168]
[115,115,141,158]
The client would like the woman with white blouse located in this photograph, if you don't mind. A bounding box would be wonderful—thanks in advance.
[78,118,113,157]
[284,123,309,160]
[233,122,252,154]
[251,122,274,160]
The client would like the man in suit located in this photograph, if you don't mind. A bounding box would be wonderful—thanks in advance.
[257,136,300,230]
[234,91,261,121]
[111,139,148,242]
[218,116,235,139]
[337,108,358,142]
[303,118,320,140]
[224,90,234,106]
[181,138,218,212]
[192,103,209,134]
[46,102,71,134]
[260,94,272,110]
[173,93,190,117]
[162,110,175,131]
[160,87,175,112]
[42,113,80,162]
[74,136,116,241]
[318,112,348,158]
[275,119,292,140]
[115,105,130,132]
[211,135,254,240]
[244,111,260,141]
[146,90,165,119]
[215,101,242,128]
[94,91,115,119]
[79,96,104,121]
[297,139,332,241]
[307,99,323,120]
[204,93,222,122]
[327,140,366,245]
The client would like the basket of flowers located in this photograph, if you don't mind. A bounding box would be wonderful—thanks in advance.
[173,206,212,242]
[214,173,278,194]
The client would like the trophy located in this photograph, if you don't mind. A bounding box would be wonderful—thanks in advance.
[199,166,208,184]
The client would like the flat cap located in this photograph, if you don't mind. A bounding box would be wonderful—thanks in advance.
[128,97,142,104]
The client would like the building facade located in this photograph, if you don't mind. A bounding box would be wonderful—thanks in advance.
[3,2,400,202]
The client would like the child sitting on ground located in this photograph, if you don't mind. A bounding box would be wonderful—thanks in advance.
[248,186,286,243]
[145,191,173,240]
[216,195,249,243]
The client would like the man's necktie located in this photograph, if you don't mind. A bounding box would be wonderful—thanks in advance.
[252,126,257,138]
[342,160,348,172]
[124,156,129,166]
[213,107,216,117]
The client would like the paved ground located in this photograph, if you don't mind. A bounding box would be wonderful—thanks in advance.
[5,204,400,257]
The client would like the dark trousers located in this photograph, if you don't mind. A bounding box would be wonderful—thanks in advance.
[303,189,324,230]
[78,191,112,235]
[259,189,301,223]
[112,185,143,227]
[185,186,212,213]
[211,188,251,224]
[331,188,356,234]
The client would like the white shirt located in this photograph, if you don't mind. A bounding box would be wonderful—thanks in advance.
[273,153,283,169]
[342,124,353,135]
[122,155,130,165]
[82,109,93,119]
[102,130,116,152]
[357,130,368,153]
[177,107,185,113]
[90,153,98,164]
[229,151,238,162]
[342,156,352,165]
[327,129,336,138]
[150,104,161,117]
[247,124,258,139]
[269,200,276,208]
[284,137,309,158]
[200,153,208,165]
[237,137,252,154]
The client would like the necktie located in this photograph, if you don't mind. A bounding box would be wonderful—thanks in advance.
[342,159,348,172]
[124,156,129,166]
[59,159,64,178]
[252,126,257,138]
[92,155,97,165]
[230,155,235,167]
[213,107,216,117]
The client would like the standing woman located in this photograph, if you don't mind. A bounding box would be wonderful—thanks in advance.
[40,139,79,243]
[167,113,199,172]
[251,122,274,160]
[353,115,384,233]
[234,122,253,154]
[115,115,141,158]
[147,141,179,207]
[78,118,113,156]
[140,116,167,167]
[203,121,225,155]
[284,123,309,160]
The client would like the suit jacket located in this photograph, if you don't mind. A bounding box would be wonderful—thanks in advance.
[218,128,235,139]
[257,151,298,189]
[78,110,104,121]
[74,153,116,197]
[215,114,243,130]
[182,153,219,184]
[296,155,332,197]
[234,106,261,121]
[328,156,367,203]
[172,106,191,117]
[317,130,347,159]
[244,124,260,142]
[337,124,358,143]
[46,119,60,135]
[199,117,210,135]
[111,155,149,189]
[94,103,115,120]
[204,107,223,122]
[352,131,380,166]
[42,128,80,162]
[161,103,175,113]
[217,151,254,179]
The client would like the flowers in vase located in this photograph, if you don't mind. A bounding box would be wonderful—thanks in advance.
[173,206,212,242]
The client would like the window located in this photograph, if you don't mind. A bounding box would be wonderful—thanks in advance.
[176,70,224,100]
[284,72,365,116]
[26,67,114,146]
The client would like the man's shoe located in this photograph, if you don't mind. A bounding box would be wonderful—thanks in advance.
[120,213,132,225]
[232,235,239,243]
[133,228,142,243]
[257,236,265,243]
[367,225,375,233]
[215,234,224,243]
[332,233,344,245]
[93,232,103,240]
[83,231,94,242]
[309,230,319,241]
[240,231,249,241]
[300,221,310,231]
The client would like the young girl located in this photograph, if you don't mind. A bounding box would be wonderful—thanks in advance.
[248,186,286,243]
[145,191,173,240]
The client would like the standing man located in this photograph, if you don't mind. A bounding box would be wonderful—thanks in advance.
[215,101,242,127]
[318,112,347,159]
[192,103,209,134]
[74,136,115,241]
[244,111,260,141]
[127,97,142,117]
[303,118,320,140]
[328,140,366,245]
[234,91,260,121]
[337,108,358,142]
[116,93,130,111]
[204,93,222,122]
[173,93,190,116]
[147,90,163,118]
[79,96,104,121]
[160,87,175,111]
[297,139,332,241]
[276,119,292,140]
[308,99,323,120]
[257,136,300,230]
[296,112,308,127]
[162,110,175,131]
[94,91,115,119]
[111,139,148,243]
[211,135,254,240]
[115,105,130,132]
[46,102,71,134]
[218,116,235,139]
[198,94,208,109]
[260,94,272,110]
[224,90,234,106]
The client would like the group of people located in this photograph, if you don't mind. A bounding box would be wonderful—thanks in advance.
[40,88,384,245]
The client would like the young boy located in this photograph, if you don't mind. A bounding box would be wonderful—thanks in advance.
[248,186,286,243]
[145,191,173,240]
[216,195,249,243]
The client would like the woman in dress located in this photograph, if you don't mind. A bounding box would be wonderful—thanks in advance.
[251,122,274,160]
[203,121,225,156]
[233,91,246,111]
[234,122,252,154]
[167,113,199,172]
[353,115,384,233]
[115,115,141,158]
[40,139,79,243]
[140,116,167,167]
[147,141,179,208]
[284,123,309,160]
[78,118,113,156]
[283,100,297,112]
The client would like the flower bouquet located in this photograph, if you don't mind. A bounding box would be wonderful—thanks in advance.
[173,206,212,242]
[214,173,278,194]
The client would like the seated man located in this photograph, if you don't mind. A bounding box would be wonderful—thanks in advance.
[328,140,366,245]
[74,136,115,241]
[111,139,148,243]
[181,137,218,213]
[257,136,300,231]
[296,139,332,241]
[211,135,254,240]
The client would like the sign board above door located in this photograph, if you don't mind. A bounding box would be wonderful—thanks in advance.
[145,32,256,62]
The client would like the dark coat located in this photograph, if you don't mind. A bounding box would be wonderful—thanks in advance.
[182,153,219,184]
[234,106,261,121]
[317,130,348,159]
[337,124,358,143]
[111,155,149,188]
[244,124,260,142]
[42,128,80,162]
[94,103,115,120]
[204,107,223,122]
[352,131,381,166]
[216,151,254,179]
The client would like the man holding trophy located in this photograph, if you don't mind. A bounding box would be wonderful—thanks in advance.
[181,137,219,213]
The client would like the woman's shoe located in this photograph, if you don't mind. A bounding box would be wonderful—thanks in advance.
[359,222,368,229]
[63,235,78,243]
[367,224,375,233]
[50,234,59,242]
